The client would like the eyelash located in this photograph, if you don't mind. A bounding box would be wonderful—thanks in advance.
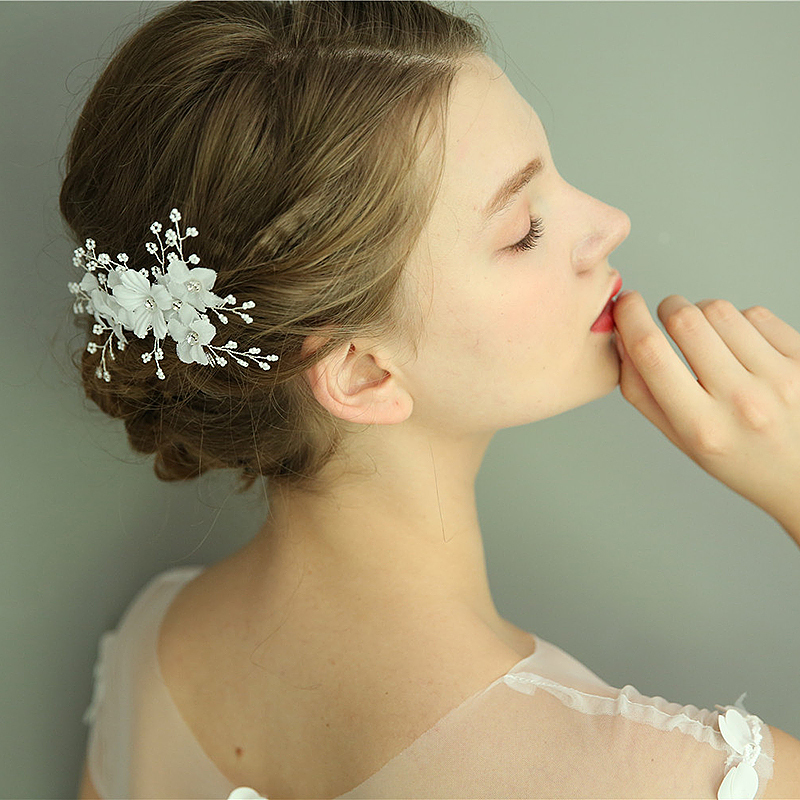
[510,216,545,253]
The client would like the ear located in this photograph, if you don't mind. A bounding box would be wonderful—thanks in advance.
[301,334,413,425]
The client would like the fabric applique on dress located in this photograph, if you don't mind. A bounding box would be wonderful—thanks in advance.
[82,631,118,726]
[226,787,267,799]
[715,693,765,800]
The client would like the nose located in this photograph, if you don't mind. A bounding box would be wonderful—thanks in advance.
[572,205,631,270]
[611,207,632,252]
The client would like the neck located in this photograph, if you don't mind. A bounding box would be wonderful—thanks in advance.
[240,425,505,636]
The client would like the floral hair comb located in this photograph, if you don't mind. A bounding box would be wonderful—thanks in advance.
[68,207,279,382]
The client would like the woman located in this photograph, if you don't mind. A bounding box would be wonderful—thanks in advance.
[63,2,800,798]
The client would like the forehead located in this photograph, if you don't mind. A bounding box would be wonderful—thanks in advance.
[439,56,548,223]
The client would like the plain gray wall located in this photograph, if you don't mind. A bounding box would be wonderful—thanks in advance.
[1,2,799,797]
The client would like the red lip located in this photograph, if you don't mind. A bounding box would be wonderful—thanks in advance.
[593,272,623,324]
[611,275,623,299]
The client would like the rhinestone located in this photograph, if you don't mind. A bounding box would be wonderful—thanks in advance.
[144,297,156,309]
[172,299,183,311]
[186,332,199,345]
[186,280,201,292]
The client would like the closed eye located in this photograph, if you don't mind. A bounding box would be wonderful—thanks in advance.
[509,216,544,253]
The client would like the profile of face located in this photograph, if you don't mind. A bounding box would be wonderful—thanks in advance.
[310,54,632,440]
[383,54,631,435]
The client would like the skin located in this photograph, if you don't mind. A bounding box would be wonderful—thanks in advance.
[231,53,631,652]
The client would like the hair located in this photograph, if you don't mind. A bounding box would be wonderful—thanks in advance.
[59,0,490,496]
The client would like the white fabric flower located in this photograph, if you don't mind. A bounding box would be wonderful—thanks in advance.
[167,316,217,365]
[112,270,173,339]
[79,272,99,294]
[89,288,126,323]
[91,290,131,343]
[105,269,124,291]
[159,258,223,311]
[226,788,267,799]
[173,300,203,327]
[78,271,130,341]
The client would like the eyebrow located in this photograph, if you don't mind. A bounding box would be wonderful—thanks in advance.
[481,156,544,229]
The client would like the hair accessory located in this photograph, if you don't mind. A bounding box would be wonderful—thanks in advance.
[68,208,279,382]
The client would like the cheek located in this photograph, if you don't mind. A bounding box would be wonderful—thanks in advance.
[412,270,572,387]
[484,288,562,354]
[428,299,548,389]
[407,293,500,390]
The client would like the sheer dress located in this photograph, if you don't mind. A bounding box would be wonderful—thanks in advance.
[82,566,775,799]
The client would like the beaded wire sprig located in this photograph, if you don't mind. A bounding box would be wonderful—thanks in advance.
[68,208,279,381]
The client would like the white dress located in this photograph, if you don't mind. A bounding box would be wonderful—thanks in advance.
[82,566,774,799]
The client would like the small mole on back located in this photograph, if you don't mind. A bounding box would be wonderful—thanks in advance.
[235,746,244,758]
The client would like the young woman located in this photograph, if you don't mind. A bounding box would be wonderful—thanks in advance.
[63,2,800,798]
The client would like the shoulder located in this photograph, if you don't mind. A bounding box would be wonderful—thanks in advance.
[154,564,227,686]
[113,565,206,643]
[763,724,800,799]
[153,563,539,798]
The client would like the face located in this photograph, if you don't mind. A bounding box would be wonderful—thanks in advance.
[396,54,631,433]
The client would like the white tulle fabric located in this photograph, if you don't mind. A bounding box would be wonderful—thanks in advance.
[82,567,775,799]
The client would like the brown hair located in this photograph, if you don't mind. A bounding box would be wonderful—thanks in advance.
[59,0,490,495]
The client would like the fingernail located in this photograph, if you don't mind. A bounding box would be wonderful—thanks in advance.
[615,334,626,360]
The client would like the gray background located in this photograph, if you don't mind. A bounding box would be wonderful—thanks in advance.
[2,1,799,797]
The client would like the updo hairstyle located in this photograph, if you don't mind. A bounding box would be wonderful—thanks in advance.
[59,0,489,494]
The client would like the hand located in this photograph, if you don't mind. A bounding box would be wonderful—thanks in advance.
[612,291,800,535]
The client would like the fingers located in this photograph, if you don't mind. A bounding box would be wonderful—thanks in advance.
[654,296,770,400]
[613,291,716,444]
[615,291,800,447]
[672,298,793,388]
[728,303,800,361]
[614,330,694,457]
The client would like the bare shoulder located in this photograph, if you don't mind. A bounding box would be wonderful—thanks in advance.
[762,724,800,799]
[156,564,215,653]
